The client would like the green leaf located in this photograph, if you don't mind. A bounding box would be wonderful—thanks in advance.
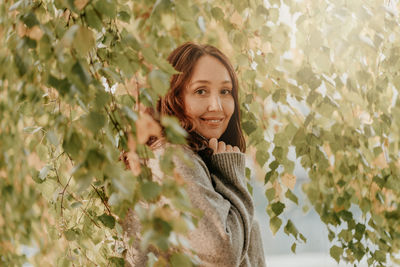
[63,131,83,158]
[47,130,59,146]
[254,5,267,16]
[84,111,106,133]
[109,257,125,267]
[71,61,91,87]
[242,120,257,135]
[354,223,366,241]
[160,150,174,176]
[269,160,279,170]
[256,149,269,166]
[118,11,130,22]
[285,189,298,205]
[61,24,79,47]
[270,216,282,235]
[95,0,117,18]
[272,146,284,160]
[22,12,39,28]
[14,53,28,76]
[330,245,344,264]
[299,233,306,243]
[264,171,274,184]
[71,201,83,209]
[73,26,95,56]
[64,228,78,241]
[271,201,285,216]
[32,170,45,184]
[161,116,187,144]
[374,250,386,263]
[98,213,116,229]
[175,3,193,21]
[95,89,111,109]
[148,69,170,96]
[284,220,298,238]
[85,6,103,31]
[141,47,157,63]
[171,252,193,267]
[211,7,224,20]
[338,210,353,222]
[265,187,275,202]
[338,229,352,243]
[232,0,246,12]
[86,149,105,170]
[247,182,253,196]
[291,242,297,253]
[245,167,251,180]
[48,75,71,96]
[141,181,161,201]
[269,8,279,23]
[181,21,200,38]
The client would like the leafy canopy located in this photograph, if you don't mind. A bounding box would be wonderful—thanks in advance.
[1,0,400,266]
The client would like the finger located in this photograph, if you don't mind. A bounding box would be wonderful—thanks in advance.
[233,146,240,153]
[217,141,226,153]
[209,138,218,153]
[226,145,233,152]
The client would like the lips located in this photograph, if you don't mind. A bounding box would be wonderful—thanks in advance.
[199,117,225,127]
[200,116,224,122]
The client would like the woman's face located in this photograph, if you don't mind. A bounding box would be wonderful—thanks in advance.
[182,55,235,140]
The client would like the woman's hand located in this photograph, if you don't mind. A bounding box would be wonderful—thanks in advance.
[209,138,240,154]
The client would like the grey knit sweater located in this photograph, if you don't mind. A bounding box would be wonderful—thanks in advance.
[123,145,266,267]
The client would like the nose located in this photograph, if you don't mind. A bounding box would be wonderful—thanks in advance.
[207,94,222,111]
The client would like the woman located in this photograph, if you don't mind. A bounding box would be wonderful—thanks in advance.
[125,42,266,267]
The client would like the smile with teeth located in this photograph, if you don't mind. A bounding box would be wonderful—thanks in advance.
[201,118,223,122]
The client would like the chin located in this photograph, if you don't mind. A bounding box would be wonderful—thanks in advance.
[202,133,223,140]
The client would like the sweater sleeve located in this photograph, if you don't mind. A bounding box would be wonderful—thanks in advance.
[210,153,254,261]
[174,149,254,267]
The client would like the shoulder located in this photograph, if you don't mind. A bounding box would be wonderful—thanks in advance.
[150,143,211,179]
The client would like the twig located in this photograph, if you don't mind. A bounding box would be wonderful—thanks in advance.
[77,247,98,265]
[79,206,101,228]
[104,106,121,132]
[91,184,111,215]
[59,176,73,217]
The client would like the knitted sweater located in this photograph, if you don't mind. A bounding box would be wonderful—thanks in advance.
[123,145,266,267]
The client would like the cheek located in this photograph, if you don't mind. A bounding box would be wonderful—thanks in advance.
[183,96,197,119]
[225,99,235,118]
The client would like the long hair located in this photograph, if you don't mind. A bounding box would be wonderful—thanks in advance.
[150,42,246,153]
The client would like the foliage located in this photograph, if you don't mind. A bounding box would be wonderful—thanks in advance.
[1,0,400,266]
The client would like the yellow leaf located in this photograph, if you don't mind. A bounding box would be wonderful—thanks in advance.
[230,11,243,27]
[272,180,282,200]
[27,152,45,170]
[17,22,27,37]
[135,113,162,144]
[0,25,4,40]
[127,134,141,176]
[173,169,185,185]
[74,0,89,10]
[323,142,332,159]
[0,210,4,227]
[27,25,43,41]
[372,153,388,169]
[281,173,296,190]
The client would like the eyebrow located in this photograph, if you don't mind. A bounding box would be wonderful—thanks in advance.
[189,80,232,86]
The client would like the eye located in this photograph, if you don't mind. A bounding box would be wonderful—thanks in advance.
[195,88,207,95]
[221,88,232,95]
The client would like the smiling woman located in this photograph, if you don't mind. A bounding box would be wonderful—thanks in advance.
[124,43,266,267]
[183,55,235,141]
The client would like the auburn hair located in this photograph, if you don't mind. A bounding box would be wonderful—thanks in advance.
[150,42,246,153]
